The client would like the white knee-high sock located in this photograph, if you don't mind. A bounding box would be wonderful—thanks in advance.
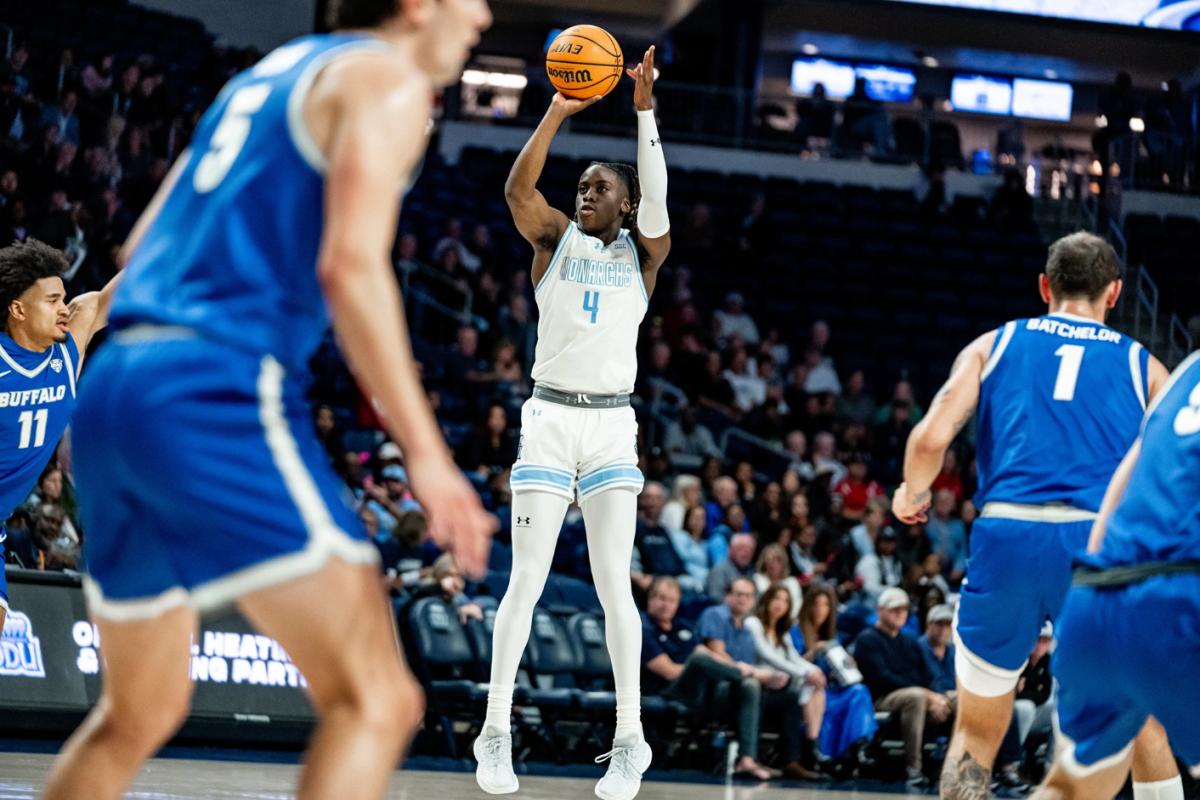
[581,487,643,741]
[1134,777,1184,800]
[484,490,570,734]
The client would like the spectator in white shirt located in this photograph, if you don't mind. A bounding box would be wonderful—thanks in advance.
[812,432,847,486]
[784,430,816,482]
[660,474,701,535]
[801,346,841,395]
[857,528,903,604]
[725,349,766,412]
[714,292,760,347]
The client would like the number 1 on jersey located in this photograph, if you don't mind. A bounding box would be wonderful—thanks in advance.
[583,291,600,324]
[1053,344,1085,402]
[18,408,47,449]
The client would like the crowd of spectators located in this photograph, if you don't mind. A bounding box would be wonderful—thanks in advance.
[0,21,1054,788]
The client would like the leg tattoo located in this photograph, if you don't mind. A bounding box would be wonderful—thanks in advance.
[941,751,992,800]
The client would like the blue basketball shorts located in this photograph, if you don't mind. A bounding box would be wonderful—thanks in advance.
[1054,574,1200,775]
[0,533,7,612]
[74,328,378,621]
[953,504,1094,695]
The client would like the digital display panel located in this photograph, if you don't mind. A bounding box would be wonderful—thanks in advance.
[856,64,917,102]
[878,1,1200,31]
[791,58,857,98]
[951,74,1014,115]
[1011,77,1074,121]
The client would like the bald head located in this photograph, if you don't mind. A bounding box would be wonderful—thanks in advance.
[714,476,738,506]
[729,533,755,567]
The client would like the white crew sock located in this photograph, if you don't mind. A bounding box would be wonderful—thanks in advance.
[484,490,570,733]
[581,487,644,741]
[1134,777,1185,800]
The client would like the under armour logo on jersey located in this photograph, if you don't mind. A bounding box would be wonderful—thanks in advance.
[50,359,62,373]
[516,517,531,526]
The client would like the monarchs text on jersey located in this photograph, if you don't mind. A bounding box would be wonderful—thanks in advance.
[108,33,393,373]
[975,312,1150,511]
[530,222,648,395]
[0,333,79,523]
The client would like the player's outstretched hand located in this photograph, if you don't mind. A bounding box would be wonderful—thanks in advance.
[892,482,930,524]
[625,46,656,112]
[406,453,497,579]
[551,92,602,117]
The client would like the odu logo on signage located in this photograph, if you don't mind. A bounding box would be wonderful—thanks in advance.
[1,611,46,678]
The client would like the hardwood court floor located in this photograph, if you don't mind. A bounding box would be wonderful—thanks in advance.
[0,752,917,799]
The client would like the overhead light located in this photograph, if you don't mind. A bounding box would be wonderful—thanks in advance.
[941,99,953,112]
[922,56,939,68]
[801,43,819,55]
[653,67,660,80]
[462,70,528,89]
[1129,117,1146,132]
[1163,81,1170,91]
[1044,69,1058,79]
[1095,115,1108,128]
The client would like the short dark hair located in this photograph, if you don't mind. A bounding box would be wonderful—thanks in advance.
[726,576,755,595]
[0,239,66,327]
[325,0,399,30]
[1045,232,1121,302]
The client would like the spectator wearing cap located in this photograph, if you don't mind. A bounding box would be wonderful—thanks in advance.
[855,525,902,605]
[706,533,757,604]
[377,441,403,467]
[919,604,957,694]
[834,456,885,523]
[852,588,956,787]
[363,464,420,536]
[714,292,760,348]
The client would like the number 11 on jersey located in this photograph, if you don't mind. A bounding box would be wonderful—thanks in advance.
[18,408,47,449]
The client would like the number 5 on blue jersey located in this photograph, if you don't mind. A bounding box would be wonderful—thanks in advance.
[583,291,599,324]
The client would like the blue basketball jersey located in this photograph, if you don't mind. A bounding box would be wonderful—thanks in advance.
[975,312,1150,512]
[108,33,393,373]
[1085,352,1200,568]
[0,332,80,530]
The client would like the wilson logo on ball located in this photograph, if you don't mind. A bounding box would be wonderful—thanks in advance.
[548,66,593,85]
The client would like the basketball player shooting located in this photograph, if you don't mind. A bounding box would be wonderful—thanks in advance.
[474,47,670,800]
[892,232,1180,800]
[41,2,495,800]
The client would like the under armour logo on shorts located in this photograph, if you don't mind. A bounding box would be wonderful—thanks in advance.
[516,517,531,526]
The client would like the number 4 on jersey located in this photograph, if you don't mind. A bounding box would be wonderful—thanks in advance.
[583,291,600,324]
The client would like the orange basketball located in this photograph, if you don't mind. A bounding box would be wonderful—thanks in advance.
[545,25,623,100]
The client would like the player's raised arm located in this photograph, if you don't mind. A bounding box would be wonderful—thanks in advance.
[893,330,995,523]
[505,94,598,255]
[627,46,670,274]
[315,55,492,576]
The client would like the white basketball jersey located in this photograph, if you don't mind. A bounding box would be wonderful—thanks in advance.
[530,222,648,395]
